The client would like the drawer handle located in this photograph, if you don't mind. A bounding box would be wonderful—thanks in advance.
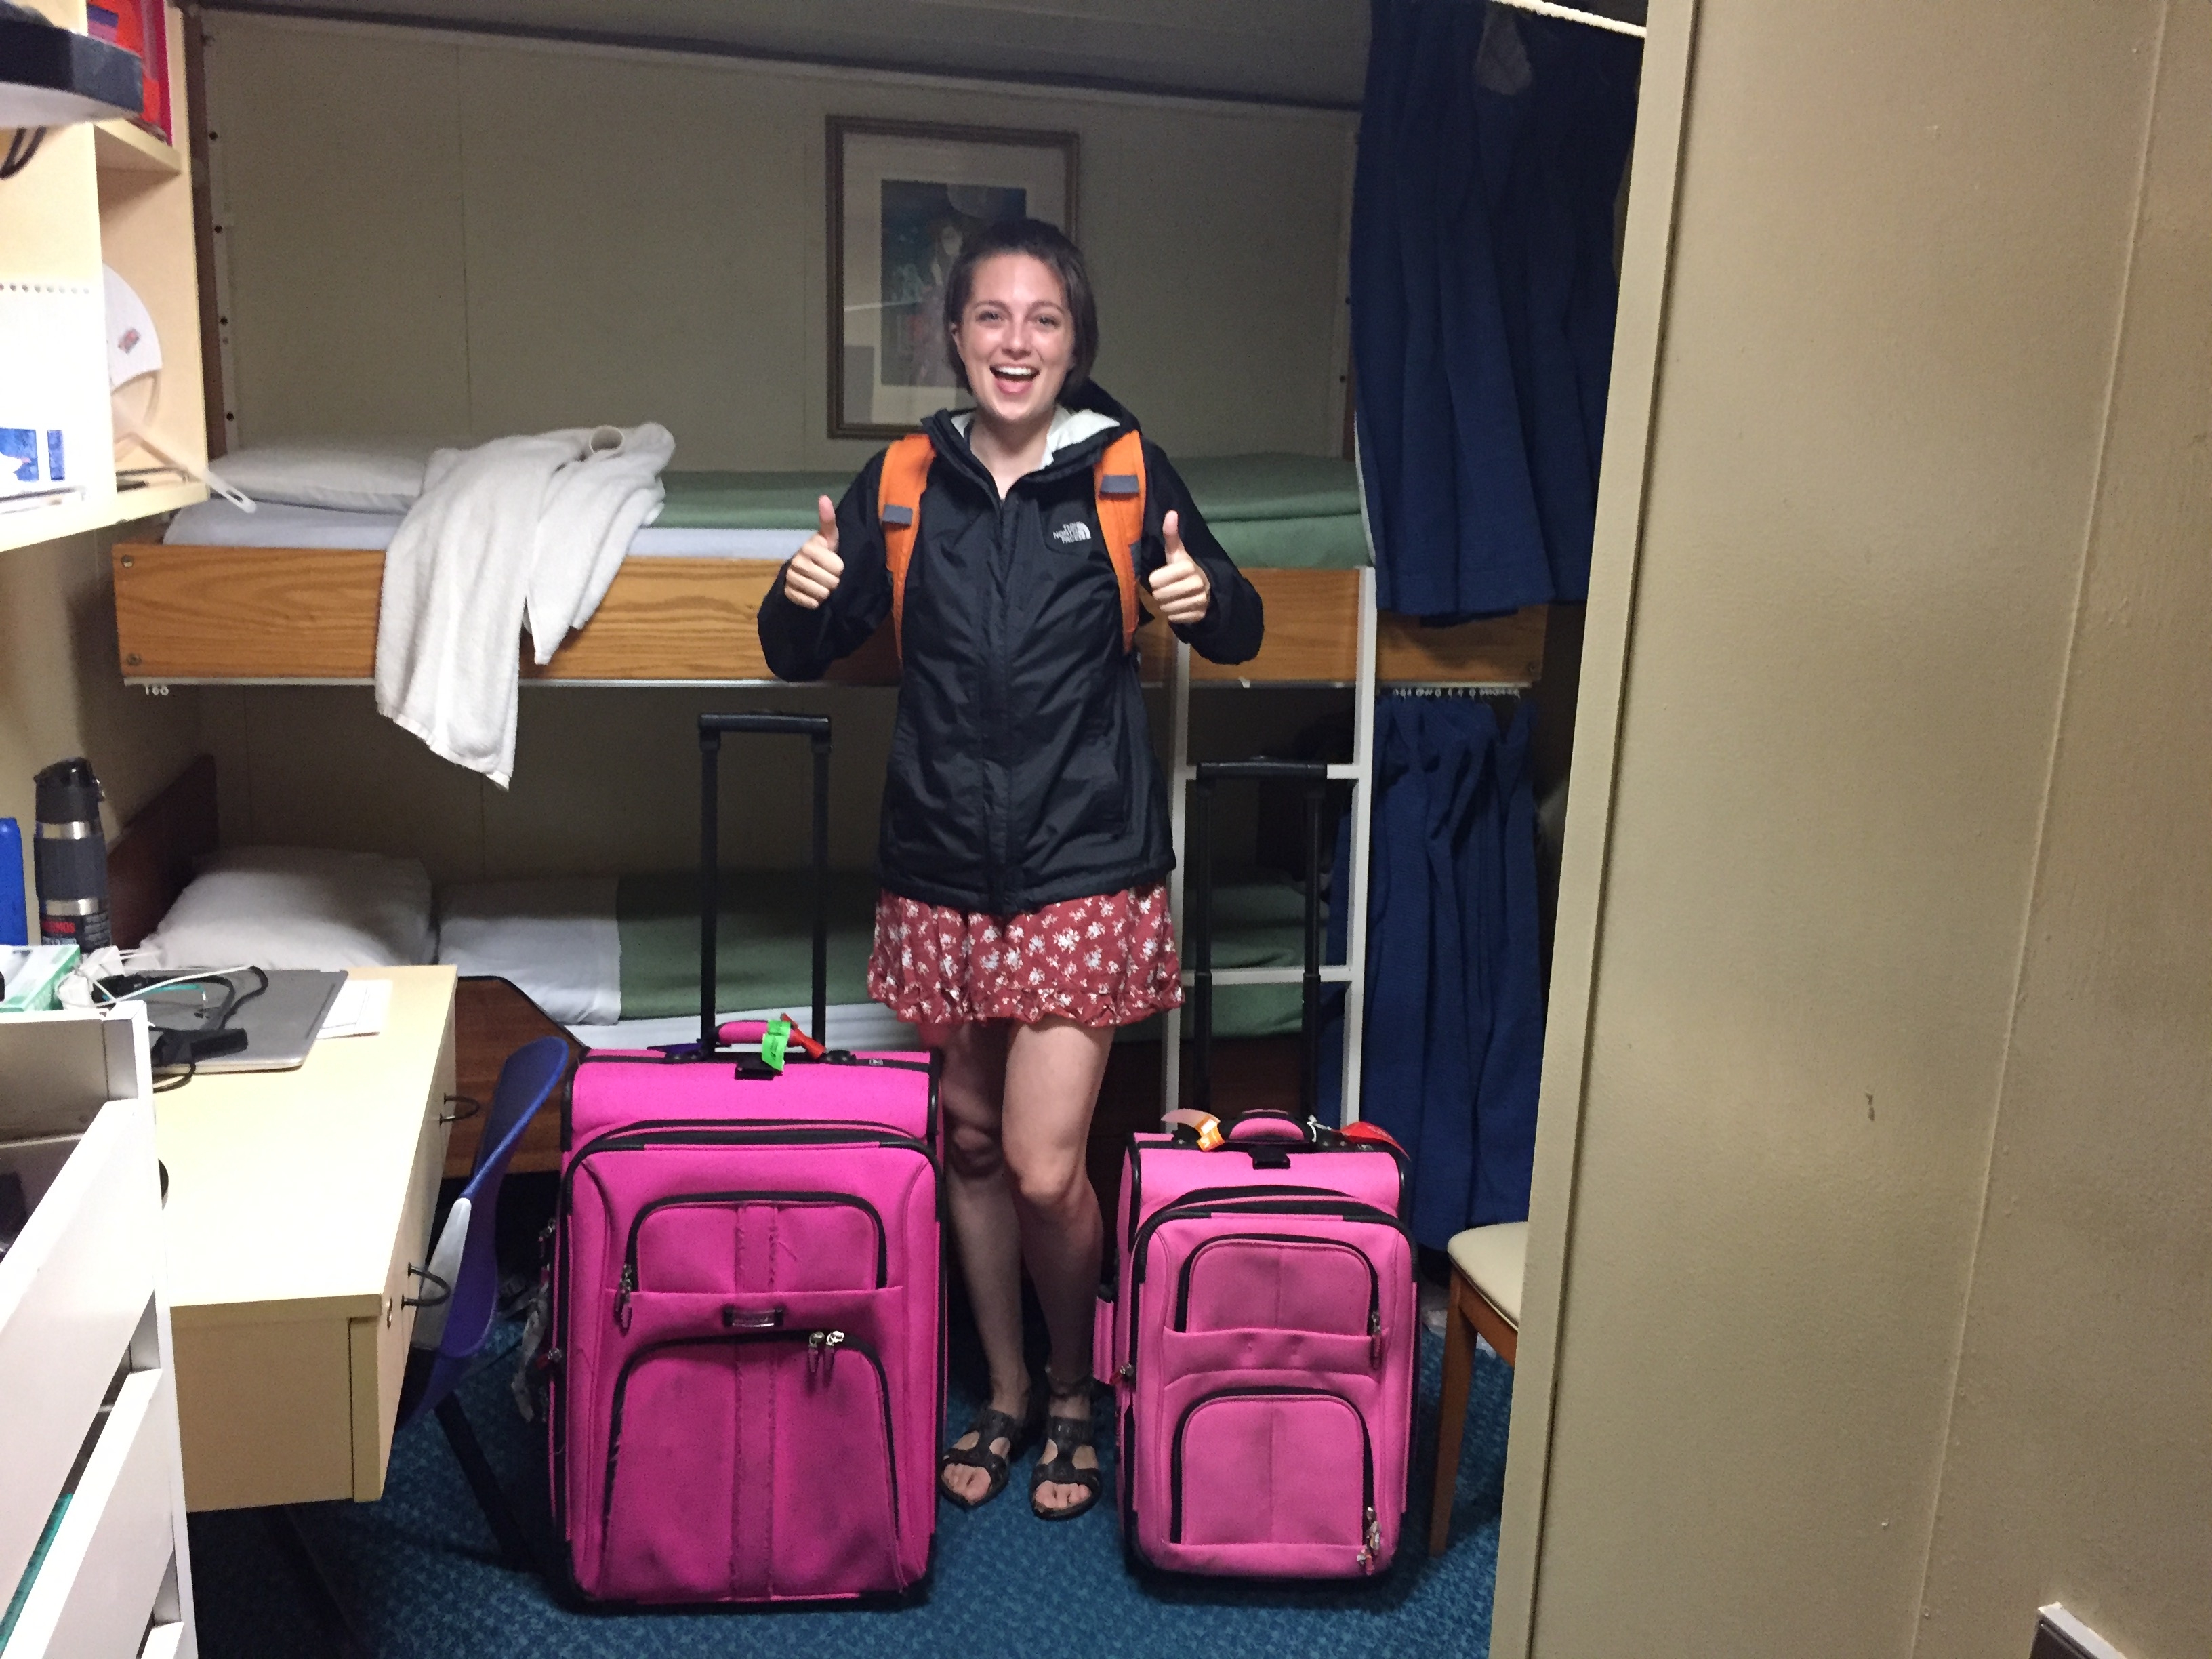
[403,1263,453,1311]
[439,1094,483,1126]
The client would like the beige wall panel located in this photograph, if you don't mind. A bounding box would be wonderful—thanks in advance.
[1079,111,1353,459]
[227,689,485,882]
[453,45,813,465]
[484,686,895,876]
[208,14,1353,470]
[1912,10,2212,1656]
[1518,2,2165,1655]
[0,532,201,841]
[207,23,472,443]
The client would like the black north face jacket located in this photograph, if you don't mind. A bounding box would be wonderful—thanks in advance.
[758,383,1264,915]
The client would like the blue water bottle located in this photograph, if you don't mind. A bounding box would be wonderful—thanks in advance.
[0,817,25,947]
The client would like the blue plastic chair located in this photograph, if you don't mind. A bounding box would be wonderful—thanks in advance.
[395,1033,568,1570]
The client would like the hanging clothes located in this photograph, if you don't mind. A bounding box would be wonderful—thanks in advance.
[1324,697,1543,1245]
[1352,0,1641,617]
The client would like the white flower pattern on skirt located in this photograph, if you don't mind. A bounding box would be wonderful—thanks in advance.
[867,884,1183,1028]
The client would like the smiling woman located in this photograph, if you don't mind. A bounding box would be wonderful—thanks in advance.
[759,218,1264,1521]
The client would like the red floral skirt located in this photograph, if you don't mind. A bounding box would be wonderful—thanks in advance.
[866,884,1184,1029]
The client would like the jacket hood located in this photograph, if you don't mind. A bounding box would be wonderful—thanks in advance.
[923,380,1141,485]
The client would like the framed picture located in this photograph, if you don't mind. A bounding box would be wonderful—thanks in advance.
[827,117,1079,438]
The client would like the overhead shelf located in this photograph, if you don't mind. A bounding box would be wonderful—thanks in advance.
[93,118,185,176]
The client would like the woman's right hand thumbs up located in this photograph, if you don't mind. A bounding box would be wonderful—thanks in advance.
[783,495,844,610]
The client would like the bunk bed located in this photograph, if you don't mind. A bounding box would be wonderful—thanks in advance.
[110,455,1544,687]
[106,455,1547,1168]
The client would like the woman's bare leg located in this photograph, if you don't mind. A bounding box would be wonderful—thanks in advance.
[1000,1016,1114,1513]
[928,1019,1029,1503]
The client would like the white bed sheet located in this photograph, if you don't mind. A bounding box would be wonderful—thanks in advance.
[436,877,623,1025]
[165,497,807,561]
[434,877,917,1050]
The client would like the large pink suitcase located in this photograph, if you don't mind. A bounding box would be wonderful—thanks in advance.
[1098,760,1416,1578]
[549,713,941,1603]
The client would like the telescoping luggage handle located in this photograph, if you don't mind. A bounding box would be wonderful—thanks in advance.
[698,713,831,1057]
[1185,758,1330,1128]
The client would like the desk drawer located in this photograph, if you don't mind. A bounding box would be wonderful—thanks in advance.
[354,1019,454,1499]
[4,1368,182,1659]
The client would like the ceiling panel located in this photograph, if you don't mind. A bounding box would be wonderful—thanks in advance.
[211,0,1374,104]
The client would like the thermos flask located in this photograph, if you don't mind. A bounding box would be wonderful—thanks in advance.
[0,817,25,947]
[33,757,111,951]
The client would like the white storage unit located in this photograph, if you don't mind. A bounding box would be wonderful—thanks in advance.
[0,1008,197,1659]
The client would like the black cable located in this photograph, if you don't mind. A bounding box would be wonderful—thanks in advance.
[1,128,47,180]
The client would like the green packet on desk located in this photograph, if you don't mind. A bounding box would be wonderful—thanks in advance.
[0,944,80,1014]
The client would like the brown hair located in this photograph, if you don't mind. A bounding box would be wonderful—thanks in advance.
[941,218,1099,392]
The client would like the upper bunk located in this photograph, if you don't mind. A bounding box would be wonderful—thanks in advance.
[110,453,1546,689]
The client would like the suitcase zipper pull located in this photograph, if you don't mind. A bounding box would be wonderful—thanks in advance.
[1117,1361,1134,1384]
[1369,1307,1383,1366]
[823,1330,844,1375]
[1359,1506,1380,1572]
[614,1265,635,1332]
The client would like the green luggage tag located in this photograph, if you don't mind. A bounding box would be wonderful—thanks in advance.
[760,1017,791,1073]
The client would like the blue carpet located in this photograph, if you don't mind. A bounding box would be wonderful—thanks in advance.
[188,1322,1511,1658]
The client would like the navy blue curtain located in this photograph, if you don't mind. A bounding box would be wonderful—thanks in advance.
[1352,0,1641,617]
[1324,698,1543,1245]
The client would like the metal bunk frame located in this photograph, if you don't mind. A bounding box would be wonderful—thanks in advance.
[1160,565,1380,1124]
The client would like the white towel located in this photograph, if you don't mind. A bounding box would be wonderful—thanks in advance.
[373,423,672,787]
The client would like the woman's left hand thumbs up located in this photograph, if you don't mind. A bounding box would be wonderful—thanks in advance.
[1147,510,1212,625]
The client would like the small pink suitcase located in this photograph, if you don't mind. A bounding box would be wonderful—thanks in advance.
[1099,760,1416,1578]
[549,714,941,1603]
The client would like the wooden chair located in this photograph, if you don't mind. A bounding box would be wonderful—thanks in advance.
[1430,1221,1526,1555]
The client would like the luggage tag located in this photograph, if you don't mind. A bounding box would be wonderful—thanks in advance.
[758,1018,790,1073]
[1162,1107,1223,1150]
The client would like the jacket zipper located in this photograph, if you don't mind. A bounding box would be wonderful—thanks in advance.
[551,1122,935,1530]
[1166,1385,1375,1567]
[1172,1232,1381,1357]
[987,491,1014,912]
[615,1190,889,1328]
[598,1326,900,1552]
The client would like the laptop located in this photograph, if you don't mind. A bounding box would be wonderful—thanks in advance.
[143,968,348,1073]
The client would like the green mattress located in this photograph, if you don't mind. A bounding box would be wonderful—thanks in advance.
[613,870,1326,1039]
[655,452,1368,571]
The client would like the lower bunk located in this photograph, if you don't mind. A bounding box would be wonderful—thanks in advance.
[108,756,1330,1189]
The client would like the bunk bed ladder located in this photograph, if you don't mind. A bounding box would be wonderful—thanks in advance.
[1162,565,1378,1126]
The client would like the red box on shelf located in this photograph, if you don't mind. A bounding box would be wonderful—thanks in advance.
[85,0,172,143]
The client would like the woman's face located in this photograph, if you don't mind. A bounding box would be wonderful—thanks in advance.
[950,253,1074,429]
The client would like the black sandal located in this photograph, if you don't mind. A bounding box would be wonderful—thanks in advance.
[939,1401,1038,1511]
[1030,1378,1102,1522]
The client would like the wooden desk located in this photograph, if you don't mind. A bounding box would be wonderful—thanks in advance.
[155,966,456,1511]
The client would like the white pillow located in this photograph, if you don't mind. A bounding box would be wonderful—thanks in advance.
[140,847,435,972]
[212,440,440,512]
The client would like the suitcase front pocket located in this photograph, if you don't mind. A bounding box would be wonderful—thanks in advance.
[600,1328,899,1601]
[1174,1234,1378,1342]
[616,1191,886,1328]
[1170,1387,1377,1563]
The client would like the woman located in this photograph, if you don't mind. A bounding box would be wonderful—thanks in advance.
[758,218,1262,1519]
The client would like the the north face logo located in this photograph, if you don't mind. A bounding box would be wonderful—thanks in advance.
[1051,521,1093,545]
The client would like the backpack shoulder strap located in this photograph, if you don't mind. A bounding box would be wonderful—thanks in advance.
[877,434,936,659]
[1093,430,1146,655]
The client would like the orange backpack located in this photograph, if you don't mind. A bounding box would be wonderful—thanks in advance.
[876,429,1147,659]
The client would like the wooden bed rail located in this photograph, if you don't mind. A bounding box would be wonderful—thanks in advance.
[112,544,1545,687]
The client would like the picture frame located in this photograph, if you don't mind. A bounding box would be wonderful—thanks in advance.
[827,117,1080,439]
